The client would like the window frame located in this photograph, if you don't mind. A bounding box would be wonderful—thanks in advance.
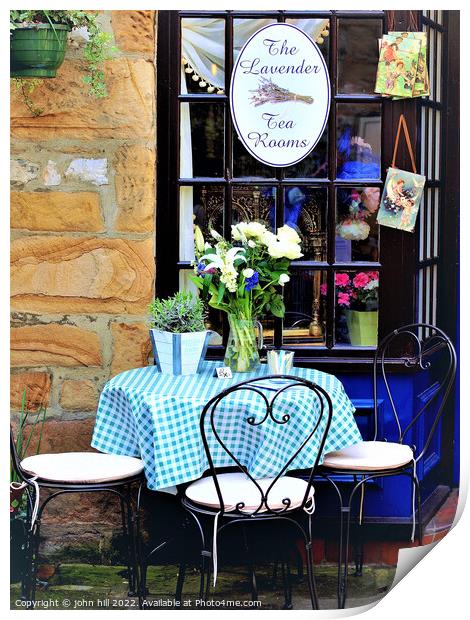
[156,9,453,368]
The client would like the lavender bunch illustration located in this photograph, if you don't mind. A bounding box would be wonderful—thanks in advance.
[250,77,314,107]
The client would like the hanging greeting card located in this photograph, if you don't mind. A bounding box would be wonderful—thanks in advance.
[377,115,426,233]
[389,32,430,98]
[375,34,421,98]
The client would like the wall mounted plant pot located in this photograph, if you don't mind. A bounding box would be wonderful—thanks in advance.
[345,309,378,347]
[10,24,70,78]
[150,329,213,375]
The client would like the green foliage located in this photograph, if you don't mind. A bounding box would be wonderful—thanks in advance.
[149,292,206,334]
[12,77,43,116]
[11,389,48,514]
[10,10,116,100]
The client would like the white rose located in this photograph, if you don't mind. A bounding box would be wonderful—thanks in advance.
[231,224,247,242]
[277,224,301,244]
[279,274,290,285]
[268,240,303,260]
[260,230,277,247]
[244,221,267,239]
[243,268,254,278]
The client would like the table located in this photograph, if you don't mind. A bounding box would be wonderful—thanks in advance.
[92,361,362,491]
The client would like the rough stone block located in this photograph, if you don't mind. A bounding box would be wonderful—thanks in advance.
[10,371,52,411]
[111,11,155,55]
[111,322,152,376]
[11,236,155,313]
[11,191,105,232]
[43,160,61,186]
[10,58,155,140]
[11,324,102,367]
[65,158,108,186]
[17,418,96,454]
[11,159,39,186]
[114,144,155,232]
[60,379,98,411]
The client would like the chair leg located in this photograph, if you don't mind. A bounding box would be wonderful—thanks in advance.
[280,556,293,609]
[21,524,34,601]
[304,541,320,610]
[199,549,212,600]
[413,475,423,545]
[242,526,258,602]
[29,518,41,603]
[175,560,186,603]
[120,494,134,595]
[122,487,139,597]
[338,505,352,609]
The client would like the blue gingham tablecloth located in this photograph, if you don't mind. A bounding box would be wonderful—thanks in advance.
[92,361,362,491]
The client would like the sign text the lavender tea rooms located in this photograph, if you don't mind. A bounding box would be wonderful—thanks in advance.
[230,23,330,168]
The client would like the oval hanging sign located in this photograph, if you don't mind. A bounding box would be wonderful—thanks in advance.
[230,23,330,168]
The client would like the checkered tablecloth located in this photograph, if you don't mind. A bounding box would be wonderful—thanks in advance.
[92,361,362,491]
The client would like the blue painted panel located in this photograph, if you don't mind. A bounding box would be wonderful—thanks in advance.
[318,369,451,520]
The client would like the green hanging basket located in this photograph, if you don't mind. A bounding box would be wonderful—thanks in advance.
[10,24,70,78]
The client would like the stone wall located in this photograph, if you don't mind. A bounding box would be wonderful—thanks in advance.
[10,11,157,557]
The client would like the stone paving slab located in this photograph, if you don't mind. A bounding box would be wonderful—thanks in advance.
[11,562,396,610]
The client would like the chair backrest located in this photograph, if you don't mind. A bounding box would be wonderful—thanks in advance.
[199,374,333,515]
[372,323,457,461]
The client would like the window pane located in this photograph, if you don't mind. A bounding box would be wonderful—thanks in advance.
[181,18,225,94]
[336,187,380,262]
[180,103,225,177]
[232,185,276,228]
[234,18,276,61]
[283,269,327,346]
[337,103,381,180]
[179,185,225,261]
[283,187,327,261]
[333,270,379,347]
[233,136,274,178]
[338,19,383,94]
[285,131,328,178]
[286,18,330,68]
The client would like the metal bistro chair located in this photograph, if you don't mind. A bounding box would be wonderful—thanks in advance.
[319,323,457,609]
[175,374,333,609]
[10,430,145,603]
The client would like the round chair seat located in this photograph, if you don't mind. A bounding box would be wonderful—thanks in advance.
[185,471,313,513]
[20,452,144,484]
[322,441,414,471]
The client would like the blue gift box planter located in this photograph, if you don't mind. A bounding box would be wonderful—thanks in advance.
[149,329,212,375]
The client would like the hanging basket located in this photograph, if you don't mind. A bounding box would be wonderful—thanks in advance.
[10,24,70,78]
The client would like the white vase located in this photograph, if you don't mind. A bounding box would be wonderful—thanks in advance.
[149,330,212,375]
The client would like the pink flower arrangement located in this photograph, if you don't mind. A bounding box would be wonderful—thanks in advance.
[321,271,379,311]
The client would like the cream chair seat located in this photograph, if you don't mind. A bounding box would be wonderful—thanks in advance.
[20,452,144,484]
[322,441,414,471]
[185,471,314,513]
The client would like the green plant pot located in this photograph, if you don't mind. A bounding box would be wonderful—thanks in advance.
[10,24,70,78]
[345,309,378,347]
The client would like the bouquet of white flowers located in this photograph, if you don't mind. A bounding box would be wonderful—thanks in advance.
[191,221,303,371]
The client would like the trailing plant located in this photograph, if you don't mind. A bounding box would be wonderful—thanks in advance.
[149,291,206,334]
[12,77,44,117]
[11,389,47,513]
[10,10,116,100]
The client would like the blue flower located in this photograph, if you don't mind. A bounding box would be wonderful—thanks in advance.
[245,271,259,291]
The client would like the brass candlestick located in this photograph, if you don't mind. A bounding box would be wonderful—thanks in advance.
[309,234,325,338]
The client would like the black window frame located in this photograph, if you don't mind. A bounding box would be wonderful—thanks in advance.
[155,9,457,369]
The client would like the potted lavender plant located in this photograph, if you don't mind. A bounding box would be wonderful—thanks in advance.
[149,291,212,375]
